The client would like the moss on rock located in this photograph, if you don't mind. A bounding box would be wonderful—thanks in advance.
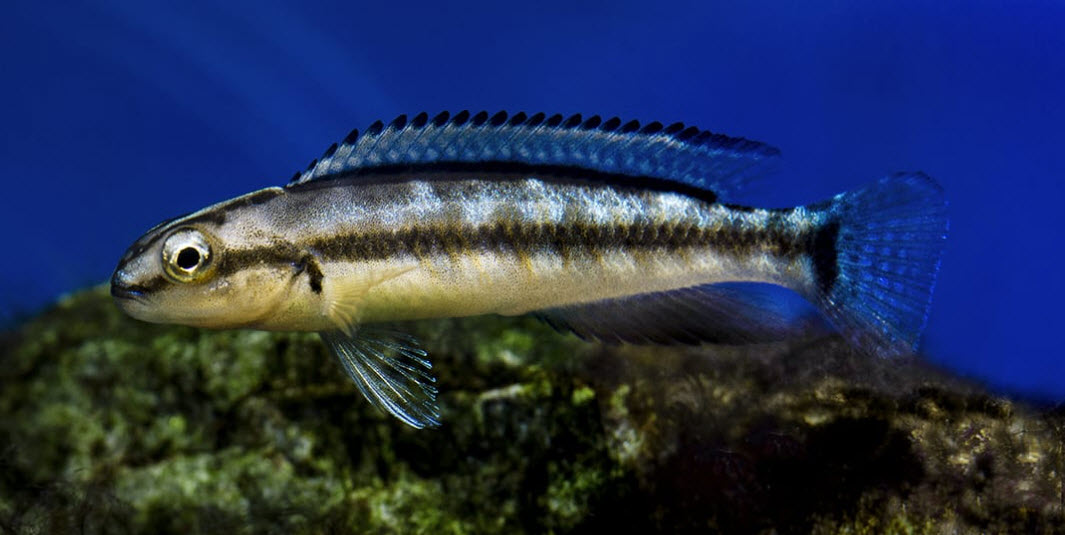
[0,286,1063,534]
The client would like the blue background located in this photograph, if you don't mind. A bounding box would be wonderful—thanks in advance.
[2,1,1063,399]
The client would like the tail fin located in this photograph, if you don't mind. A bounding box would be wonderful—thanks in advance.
[809,173,948,357]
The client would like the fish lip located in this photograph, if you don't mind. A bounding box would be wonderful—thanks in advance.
[110,283,147,302]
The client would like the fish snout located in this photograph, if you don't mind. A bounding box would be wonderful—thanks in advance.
[110,268,147,301]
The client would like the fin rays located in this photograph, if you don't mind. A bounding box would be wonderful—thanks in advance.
[320,329,440,429]
[810,173,948,357]
[537,282,829,346]
[290,111,781,201]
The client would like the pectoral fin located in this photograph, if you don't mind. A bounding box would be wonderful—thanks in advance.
[324,266,414,336]
[320,329,440,429]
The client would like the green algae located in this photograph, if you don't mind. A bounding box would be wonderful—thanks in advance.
[1,285,1064,534]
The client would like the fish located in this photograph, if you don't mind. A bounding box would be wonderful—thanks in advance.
[110,111,948,429]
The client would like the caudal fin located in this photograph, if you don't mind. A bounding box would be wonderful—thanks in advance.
[810,173,948,357]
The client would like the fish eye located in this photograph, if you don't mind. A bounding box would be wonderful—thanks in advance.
[162,228,216,282]
[176,247,201,269]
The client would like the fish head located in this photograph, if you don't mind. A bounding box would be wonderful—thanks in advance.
[111,208,293,329]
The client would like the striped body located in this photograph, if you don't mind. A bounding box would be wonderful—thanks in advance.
[179,173,824,331]
[111,111,947,428]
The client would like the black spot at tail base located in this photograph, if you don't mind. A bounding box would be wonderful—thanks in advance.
[811,221,840,295]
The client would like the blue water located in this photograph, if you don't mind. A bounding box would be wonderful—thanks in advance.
[2,1,1063,399]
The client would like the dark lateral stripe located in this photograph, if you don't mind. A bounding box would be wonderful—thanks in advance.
[284,161,720,204]
[212,220,813,281]
[126,163,721,272]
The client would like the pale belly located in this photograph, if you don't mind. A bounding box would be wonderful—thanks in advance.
[345,247,811,324]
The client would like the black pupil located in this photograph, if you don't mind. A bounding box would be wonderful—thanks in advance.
[176,247,201,270]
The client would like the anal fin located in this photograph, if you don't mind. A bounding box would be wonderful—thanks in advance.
[535,282,830,345]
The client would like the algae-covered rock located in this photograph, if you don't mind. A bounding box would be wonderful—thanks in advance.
[0,286,1063,534]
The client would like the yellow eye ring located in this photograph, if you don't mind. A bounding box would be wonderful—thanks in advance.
[161,227,217,283]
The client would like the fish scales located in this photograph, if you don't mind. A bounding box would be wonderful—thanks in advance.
[185,174,817,327]
[111,111,948,428]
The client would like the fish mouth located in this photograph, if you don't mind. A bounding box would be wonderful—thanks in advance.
[110,282,148,302]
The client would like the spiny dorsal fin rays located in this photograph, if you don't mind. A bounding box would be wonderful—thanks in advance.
[288,111,781,201]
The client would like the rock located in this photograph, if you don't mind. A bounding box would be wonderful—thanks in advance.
[0,286,1062,533]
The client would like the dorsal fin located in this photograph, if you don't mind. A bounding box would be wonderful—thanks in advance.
[289,111,780,200]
